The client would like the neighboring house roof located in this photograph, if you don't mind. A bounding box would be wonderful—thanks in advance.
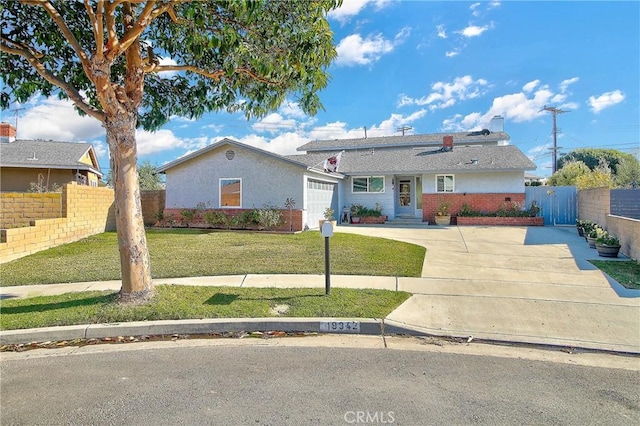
[296,131,511,153]
[157,138,337,176]
[288,144,536,175]
[0,139,102,176]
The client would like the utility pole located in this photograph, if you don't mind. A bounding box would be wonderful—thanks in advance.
[396,126,412,136]
[541,105,568,173]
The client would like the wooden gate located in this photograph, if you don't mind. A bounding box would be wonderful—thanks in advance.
[525,186,577,225]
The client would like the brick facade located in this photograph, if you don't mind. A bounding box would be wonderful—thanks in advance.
[422,192,526,223]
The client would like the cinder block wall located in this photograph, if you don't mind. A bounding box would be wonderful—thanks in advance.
[0,183,115,263]
[606,216,640,261]
[577,187,610,225]
[577,187,639,261]
[140,190,166,226]
[0,192,62,228]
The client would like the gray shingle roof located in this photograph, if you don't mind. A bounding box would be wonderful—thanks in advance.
[157,138,311,173]
[296,131,511,152]
[287,144,536,175]
[0,140,102,176]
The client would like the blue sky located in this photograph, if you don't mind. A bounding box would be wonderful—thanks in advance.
[3,1,639,177]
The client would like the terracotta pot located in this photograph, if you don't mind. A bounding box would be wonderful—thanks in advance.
[434,215,451,226]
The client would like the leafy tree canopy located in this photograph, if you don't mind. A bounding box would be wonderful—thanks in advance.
[557,148,636,175]
[138,161,164,190]
[547,160,591,186]
[615,157,640,188]
[1,0,340,129]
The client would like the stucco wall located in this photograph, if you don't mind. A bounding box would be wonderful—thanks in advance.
[0,183,115,263]
[422,171,526,194]
[342,176,395,218]
[164,143,305,210]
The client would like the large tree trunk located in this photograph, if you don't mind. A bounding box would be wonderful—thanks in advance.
[106,112,153,302]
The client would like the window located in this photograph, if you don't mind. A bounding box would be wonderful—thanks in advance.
[352,176,384,193]
[220,178,241,207]
[436,175,454,193]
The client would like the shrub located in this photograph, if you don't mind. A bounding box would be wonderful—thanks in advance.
[256,205,284,230]
[204,211,229,228]
[596,231,620,246]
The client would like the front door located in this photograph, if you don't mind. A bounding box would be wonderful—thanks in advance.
[396,176,414,217]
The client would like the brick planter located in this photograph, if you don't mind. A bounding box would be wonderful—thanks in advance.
[456,217,544,226]
[358,216,387,224]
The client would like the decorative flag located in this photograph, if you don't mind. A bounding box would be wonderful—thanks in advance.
[323,151,342,173]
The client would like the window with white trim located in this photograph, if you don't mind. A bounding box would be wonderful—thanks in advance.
[352,176,384,193]
[220,178,241,207]
[436,175,454,193]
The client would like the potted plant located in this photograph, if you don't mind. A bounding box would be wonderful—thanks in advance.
[576,219,587,237]
[595,232,621,258]
[349,204,365,224]
[586,225,604,249]
[434,199,451,225]
[319,207,336,229]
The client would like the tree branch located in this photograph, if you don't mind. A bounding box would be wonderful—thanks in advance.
[0,41,105,122]
[112,1,173,59]
[33,1,95,82]
[146,64,283,86]
[84,0,104,60]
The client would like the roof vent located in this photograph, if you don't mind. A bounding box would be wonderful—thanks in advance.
[225,149,235,160]
[28,152,38,161]
[471,158,479,165]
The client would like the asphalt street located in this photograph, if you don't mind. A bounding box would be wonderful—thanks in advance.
[1,336,638,425]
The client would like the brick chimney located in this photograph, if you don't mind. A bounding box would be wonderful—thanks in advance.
[443,135,453,151]
[0,122,17,143]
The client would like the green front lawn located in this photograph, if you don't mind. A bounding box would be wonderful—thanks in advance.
[1,229,426,286]
[0,286,411,331]
[590,260,640,290]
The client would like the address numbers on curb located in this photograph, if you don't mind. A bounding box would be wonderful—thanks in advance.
[320,321,361,333]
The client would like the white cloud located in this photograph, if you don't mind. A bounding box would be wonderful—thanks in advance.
[16,97,104,141]
[470,2,482,17]
[459,24,490,38]
[279,101,306,119]
[327,0,391,24]
[252,113,297,134]
[157,57,178,78]
[398,75,489,110]
[440,80,581,132]
[136,129,184,155]
[437,25,447,39]
[522,80,540,93]
[559,77,579,93]
[335,33,395,66]
[588,90,624,113]
[445,49,460,58]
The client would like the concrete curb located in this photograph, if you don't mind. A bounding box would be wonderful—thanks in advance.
[0,318,386,345]
[3,318,639,357]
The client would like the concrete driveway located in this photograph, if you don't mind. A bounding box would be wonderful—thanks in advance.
[338,225,640,354]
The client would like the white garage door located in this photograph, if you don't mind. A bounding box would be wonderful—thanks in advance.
[307,179,337,229]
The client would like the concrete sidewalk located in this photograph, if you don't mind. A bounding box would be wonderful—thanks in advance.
[1,226,639,354]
